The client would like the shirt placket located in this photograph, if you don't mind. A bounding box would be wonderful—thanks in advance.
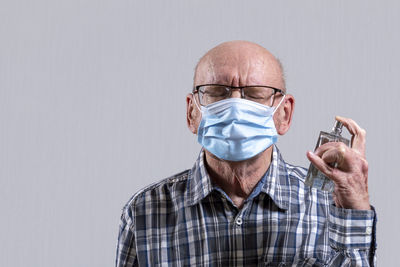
[232,201,251,267]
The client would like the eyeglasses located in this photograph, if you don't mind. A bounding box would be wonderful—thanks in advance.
[192,84,285,106]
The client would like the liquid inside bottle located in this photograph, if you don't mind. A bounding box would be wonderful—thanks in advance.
[305,120,350,192]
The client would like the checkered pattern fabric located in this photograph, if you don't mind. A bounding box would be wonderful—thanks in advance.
[116,146,376,266]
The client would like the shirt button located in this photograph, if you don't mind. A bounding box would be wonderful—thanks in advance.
[236,217,243,226]
[366,227,372,234]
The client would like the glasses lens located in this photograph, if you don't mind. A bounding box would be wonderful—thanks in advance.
[196,85,282,106]
[199,85,229,105]
[243,87,275,105]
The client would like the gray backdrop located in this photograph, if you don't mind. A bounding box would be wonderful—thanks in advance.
[1,0,398,266]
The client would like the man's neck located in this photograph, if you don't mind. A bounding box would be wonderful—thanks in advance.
[204,147,273,209]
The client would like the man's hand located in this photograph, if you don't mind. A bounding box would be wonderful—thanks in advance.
[307,116,371,210]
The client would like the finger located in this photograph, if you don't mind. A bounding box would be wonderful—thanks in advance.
[335,116,366,156]
[314,143,347,168]
[307,151,344,184]
[314,142,343,157]
[321,146,346,167]
[307,151,334,179]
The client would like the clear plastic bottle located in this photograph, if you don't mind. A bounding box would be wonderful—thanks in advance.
[305,120,350,192]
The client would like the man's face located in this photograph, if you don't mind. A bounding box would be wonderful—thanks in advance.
[187,41,290,135]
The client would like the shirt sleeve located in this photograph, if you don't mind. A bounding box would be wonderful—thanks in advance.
[328,205,377,266]
[116,207,138,267]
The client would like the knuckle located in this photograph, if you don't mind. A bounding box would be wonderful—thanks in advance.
[337,143,347,152]
[362,159,369,172]
[359,128,367,137]
[346,118,357,128]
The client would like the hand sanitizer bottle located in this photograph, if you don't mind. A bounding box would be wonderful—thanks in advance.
[305,120,350,192]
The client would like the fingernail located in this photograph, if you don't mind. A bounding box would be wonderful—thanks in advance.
[335,115,343,120]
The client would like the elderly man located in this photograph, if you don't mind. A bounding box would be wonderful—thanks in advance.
[116,41,376,266]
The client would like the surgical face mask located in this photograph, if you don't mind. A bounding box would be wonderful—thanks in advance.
[193,96,285,162]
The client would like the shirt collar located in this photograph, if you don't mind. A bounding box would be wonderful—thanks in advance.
[185,149,214,207]
[185,145,290,210]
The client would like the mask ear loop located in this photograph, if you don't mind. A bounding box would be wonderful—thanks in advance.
[272,95,286,115]
[192,93,202,111]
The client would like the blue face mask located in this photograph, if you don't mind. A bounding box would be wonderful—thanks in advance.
[194,96,285,161]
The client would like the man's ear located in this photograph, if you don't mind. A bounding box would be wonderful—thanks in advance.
[273,94,295,135]
[186,94,200,134]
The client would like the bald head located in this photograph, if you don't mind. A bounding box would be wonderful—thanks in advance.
[194,41,286,91]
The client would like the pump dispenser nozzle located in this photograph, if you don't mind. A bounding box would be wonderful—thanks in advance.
[332,120,343,135]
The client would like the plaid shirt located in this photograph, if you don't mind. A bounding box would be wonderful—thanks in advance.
[116,146,377,266]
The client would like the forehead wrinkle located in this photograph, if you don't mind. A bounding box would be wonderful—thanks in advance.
[207,55,252,86]
[203,56,236,85]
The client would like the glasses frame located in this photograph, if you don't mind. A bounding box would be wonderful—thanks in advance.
[192,84,285,106]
